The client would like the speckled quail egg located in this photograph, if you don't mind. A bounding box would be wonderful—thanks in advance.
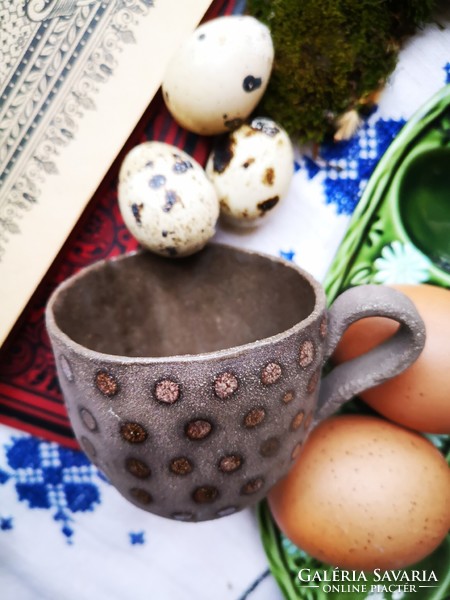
[206,117,294,226]
[162,16,274,135]
[118,142,219,257]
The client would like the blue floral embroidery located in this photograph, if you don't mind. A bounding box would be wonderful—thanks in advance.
[129,531,145,545]
[0,468,9,484]
[303,155,321,179]
[301,116,405,215]
[0,436,102,542]
[444,63,450,84]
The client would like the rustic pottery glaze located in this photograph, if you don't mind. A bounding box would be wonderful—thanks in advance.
[46,244,425,521]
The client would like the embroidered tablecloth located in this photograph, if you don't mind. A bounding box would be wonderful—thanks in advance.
[0,4,449,600]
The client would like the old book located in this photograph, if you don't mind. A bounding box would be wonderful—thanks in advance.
[0,0,213,347]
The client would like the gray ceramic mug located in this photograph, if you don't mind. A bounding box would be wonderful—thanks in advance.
[46,244,425,522]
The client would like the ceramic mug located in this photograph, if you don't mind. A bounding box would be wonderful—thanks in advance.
[46,244,425,522]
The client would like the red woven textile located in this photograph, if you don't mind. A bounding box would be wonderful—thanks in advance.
[0,0,238,448]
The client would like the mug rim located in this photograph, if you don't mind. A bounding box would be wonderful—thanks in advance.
[45,243,326,364]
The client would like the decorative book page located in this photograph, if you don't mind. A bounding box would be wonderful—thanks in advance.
[0,0,213,347]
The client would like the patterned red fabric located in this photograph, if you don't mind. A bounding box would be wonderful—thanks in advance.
[0,0,237,448]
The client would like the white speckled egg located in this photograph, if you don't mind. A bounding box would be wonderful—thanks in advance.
[206,117,294,225]
[118,142,219,257]
[162,16,274,135]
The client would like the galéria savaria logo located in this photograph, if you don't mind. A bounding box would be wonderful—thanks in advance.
[297,568,440,595]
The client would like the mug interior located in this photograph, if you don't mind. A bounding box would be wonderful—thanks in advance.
[51,245,317,357]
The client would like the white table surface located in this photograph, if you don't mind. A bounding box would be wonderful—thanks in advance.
[0,10,449,600]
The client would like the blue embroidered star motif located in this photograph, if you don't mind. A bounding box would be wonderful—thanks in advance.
[279,249,296,262]
[0,517,13,531]
[0,436,102,543]
[129,531,145,545]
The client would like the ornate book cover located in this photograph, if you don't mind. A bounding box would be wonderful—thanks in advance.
[0,0,213,347]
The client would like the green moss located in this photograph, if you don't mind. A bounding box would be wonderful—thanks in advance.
[247,0,437,142]
[387,0,437,37]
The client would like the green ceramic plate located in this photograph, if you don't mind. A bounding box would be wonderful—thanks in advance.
[326,84,450,299]
[259,85,450,600]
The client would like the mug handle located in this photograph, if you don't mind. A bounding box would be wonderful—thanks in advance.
[315,285,426,424]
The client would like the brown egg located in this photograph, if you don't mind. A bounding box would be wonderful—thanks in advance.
[268,414,450,570]
[333,284,450,433]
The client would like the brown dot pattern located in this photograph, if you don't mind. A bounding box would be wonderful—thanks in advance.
[320,315,328,339]
[95,370,119,397]
[291,443,302,460]
[307,368,320,394]
[120,422,148,444]
[299,340,315,368]
[192,486,219,504]
[130,487,153,505]
[60,355,74,382]
[243,407,266,428]
[214,371,239,399]
[80,436,96,458]
[261,362,282,385]
[126,457,151,479]
[282,390,295,404]
[219,455,242,473]
[98,355,326,518]
[154,379,180,404]
[170,457,193,476]
[79,407,97,432]
[291,411,305,431]
[304,411,314,430]
[259,437,280,458]
[241,477,264,495]
[185,419,212,440]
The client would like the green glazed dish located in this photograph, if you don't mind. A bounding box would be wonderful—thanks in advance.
[326,84,450,299]
[397,146,450,276]
[259,85,450,599]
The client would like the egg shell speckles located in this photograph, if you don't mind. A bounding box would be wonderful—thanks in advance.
[268,414,450,571]
[118,142,219,257]
[206,117,294,226]
[162,16,274,136]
